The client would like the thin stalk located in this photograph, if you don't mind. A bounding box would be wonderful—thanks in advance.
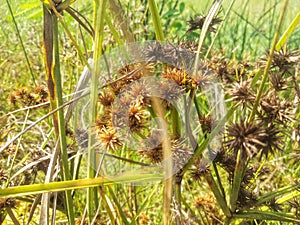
[205,0,236,59]
[47,0,91,69]
[185,90,197,148]
[130,185,158,224]
[182,105,238,174]
[5,109,30,187]
[52,15,75,225]
[203,171,231,218]
[87,0,107,222]
[108,186,130,225]
[193,0,223,76]
[151,97,172,225]
[212,162,226,198]
[6,207,20,225]
[0,168,163,198]
[174,174,183,224]
[276,11,300,50]
[171,106,180,139]
[98,187,116,224]
[105,13,123,46]
[65,7,95,37]
[148,1,173,224]
[229,150,244,213]
[108,0,134,42]
[249,0,289,121]
[6,0,36,86]
[173,105,182,224]
[232,210,300,223]
[148,0,164,41]
[56,0,75,12]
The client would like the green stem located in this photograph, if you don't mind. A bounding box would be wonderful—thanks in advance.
[249,0,289,121]
[148,2,174,224]
[229,150,244,213]
[174,174,183,224]
[182,105,238,174]
[52,15,75,225]
[205,0,236,59]
[171,106,180,139]
[193,0,223,76]
[148,0,164,41]
[87,0,107,223]
[6,0,36,86]
[0,169,163,198]
[276,10,299,50]
[204,171,231,218]
[212,162,226,198]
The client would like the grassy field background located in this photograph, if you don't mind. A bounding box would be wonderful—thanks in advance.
[0,0,299,224]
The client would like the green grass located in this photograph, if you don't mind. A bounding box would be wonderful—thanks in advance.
[0,0,299,224]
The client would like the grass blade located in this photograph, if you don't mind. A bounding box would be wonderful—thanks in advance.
[249,0,289,120]
[6,0,36,86]
[276,11,300,50]
[148,0,164,41]
[0,168,163,198]
[233,210,300,223]
[52,13,75,225]
[193,0,223,74]
[86,0,107,222]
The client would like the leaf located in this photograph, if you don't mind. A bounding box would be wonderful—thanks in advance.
[276,12,300,50]
[163,9,179,18]
[234,210,300,223]
[14,2,42,19]
[0,168,163,198]
[179,2,185,14]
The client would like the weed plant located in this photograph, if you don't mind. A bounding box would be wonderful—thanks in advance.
[0,0,299,224]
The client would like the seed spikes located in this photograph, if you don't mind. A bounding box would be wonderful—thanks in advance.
[186,15,222,34]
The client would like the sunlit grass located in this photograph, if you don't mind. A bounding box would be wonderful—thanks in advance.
[0,0,299,224]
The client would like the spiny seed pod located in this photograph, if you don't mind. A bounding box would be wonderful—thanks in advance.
[97,126,123,151]
[162,66,188,87]
[226,80,255,106]
[143,42,195,69]
[261,49,300,75]
[98,88,115,106]
[237,184,257,208]
[95,112,113,129]
[9,86,49,108]
[259,124,282,159]
[186,15,222,34]
[139,134,192,170]
[128,98,150,132]
[269,72,288,91]
[191,157,210,180]
[259,91,294,123]
[158,79,184,108]
[226,120,268,160]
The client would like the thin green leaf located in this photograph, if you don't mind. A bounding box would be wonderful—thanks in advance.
[276,12,300,50]
[0,168,163,198]
[234,210,300,223]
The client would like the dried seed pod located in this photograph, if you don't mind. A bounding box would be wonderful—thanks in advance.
[186,15,222,34]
